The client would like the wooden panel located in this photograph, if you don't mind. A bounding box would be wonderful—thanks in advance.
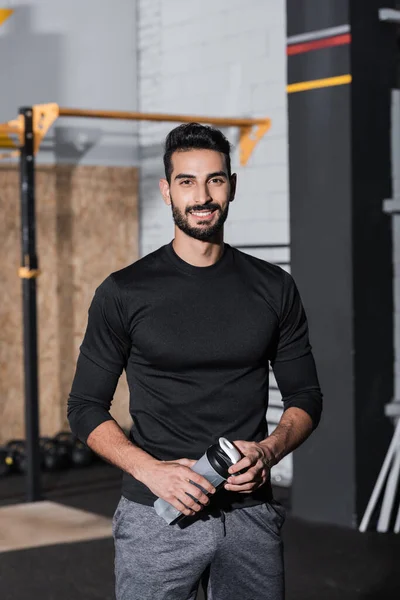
[0,165,138,444]
[0,168,24,443]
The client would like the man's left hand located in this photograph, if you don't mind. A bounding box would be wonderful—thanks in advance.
[224,440,275,494]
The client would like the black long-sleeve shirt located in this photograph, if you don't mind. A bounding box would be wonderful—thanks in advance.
[68,241,322,509]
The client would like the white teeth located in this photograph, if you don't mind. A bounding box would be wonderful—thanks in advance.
[192,211,212,216]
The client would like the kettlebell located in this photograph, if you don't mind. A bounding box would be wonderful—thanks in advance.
[39,437,65,471]
[5,440,27,473]
[54,431,94,467]
[53,432,74,468]
[0,447,14,476]
[71,439,94,467]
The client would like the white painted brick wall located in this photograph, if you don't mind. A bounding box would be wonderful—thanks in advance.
[0,0,138,166]
[137,0,289,256]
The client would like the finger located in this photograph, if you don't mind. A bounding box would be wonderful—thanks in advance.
[224,481,258,492]
[226,467,259,486]
[183,493,206,512]
[174,497,197,516]
[183,469,216,495]
[230,440,251,454]
[228,455,256,474]
[163,492,195,516]
[185,482,211,507]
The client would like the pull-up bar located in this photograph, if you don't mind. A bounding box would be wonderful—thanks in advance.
[60,106,267,127]
[0,103,271,165]
[0,103,271,503]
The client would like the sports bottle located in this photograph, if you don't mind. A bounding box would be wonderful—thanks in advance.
[154,437,241,524]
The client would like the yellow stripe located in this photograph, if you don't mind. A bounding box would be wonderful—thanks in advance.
[287,74,352,94]
[0,134,16,149]
[0,8,13,27]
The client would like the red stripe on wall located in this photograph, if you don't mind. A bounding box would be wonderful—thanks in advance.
[287,33,351,56]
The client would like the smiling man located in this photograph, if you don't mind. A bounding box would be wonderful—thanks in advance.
[68,123,323,600]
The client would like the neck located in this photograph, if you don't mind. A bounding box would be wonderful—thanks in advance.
[172,230,225,267]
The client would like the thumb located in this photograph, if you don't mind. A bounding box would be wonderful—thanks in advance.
[231,440,247,454]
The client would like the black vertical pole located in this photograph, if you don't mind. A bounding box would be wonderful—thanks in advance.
[19,106,41,502]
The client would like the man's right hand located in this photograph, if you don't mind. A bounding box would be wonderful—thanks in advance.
[135,458,216,516]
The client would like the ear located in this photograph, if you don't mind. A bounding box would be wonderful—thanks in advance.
[229,173,237,203]
[159,178,171,206]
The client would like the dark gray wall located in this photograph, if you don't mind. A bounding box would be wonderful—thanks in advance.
[288,0,396,527]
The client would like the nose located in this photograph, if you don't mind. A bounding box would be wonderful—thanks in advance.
[196,182,212,205]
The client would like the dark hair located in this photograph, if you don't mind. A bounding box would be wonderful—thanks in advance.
[163,122,232,183]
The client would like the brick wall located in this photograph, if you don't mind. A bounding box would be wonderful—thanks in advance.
[137,0,289,263]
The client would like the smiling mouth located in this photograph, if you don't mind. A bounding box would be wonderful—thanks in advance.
[189,209,217,220]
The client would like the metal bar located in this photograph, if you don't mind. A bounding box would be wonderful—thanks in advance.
[287,74,352,95]
[387,91,400,403]
[287,24,350,45]
[287,33,351,56]
[377,447,400,532]
[58,107,266,127]
[379,8,400,23]
[359,419,400,532]
[19,107,41,502]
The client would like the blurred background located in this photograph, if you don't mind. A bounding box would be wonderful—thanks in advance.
[1,0,400,599]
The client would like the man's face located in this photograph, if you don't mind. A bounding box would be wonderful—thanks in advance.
[160,149,236,242]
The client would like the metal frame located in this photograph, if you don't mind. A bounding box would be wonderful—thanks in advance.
[19,108,41,501]
[0,103,271,502]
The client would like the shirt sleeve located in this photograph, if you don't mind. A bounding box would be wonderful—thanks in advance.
[67,275,131,443]
[270,271,323,429]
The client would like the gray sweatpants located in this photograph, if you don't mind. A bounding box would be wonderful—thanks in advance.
[113,495,286,600]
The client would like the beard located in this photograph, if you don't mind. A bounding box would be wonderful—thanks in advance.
[170,196,230,241]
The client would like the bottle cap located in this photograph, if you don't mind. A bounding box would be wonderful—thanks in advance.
[206,437,242,478]
[218,438,241,464]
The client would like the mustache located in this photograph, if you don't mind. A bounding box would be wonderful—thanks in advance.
[186,204,220,214]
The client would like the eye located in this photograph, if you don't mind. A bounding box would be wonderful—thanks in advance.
[210,178,224,185]
[180,179,193,185]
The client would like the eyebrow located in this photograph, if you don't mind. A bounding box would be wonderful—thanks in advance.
[174,171,228,181]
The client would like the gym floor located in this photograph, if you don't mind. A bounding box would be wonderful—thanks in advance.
[0,464,399,600]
